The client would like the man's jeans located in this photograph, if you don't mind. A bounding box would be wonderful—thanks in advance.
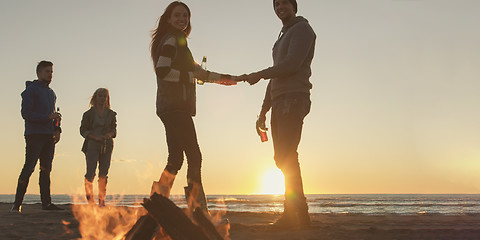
[14,134,55,206]
[271,94,311,202]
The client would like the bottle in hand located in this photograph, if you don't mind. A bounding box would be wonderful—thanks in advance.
[55,107,61,127]
[259,128,268,142]
[257,119,268,142]
[197,56,207,85]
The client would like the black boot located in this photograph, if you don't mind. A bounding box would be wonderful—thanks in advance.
[271,200,298,228]
[295,197,311,226]
[272,198,311,228]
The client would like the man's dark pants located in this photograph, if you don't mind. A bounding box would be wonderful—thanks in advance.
[271,93,311,206]
[14,134,55,206]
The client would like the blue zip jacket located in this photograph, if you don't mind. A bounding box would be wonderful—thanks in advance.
[21,80,58,135]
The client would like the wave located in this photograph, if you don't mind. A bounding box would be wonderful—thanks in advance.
[311,202,480,208]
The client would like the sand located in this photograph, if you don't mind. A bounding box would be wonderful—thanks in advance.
[1,203,480,240]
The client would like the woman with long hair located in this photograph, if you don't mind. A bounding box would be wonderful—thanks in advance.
[80,88,117,207]
[150,1,234,212]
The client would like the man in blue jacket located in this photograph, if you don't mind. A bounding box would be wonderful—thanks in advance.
[11,61,63,212]
[238,0,316,227]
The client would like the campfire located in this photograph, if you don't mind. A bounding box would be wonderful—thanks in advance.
[71,190,230,239]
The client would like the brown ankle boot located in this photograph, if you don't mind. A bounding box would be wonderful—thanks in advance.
[98,177,107,207]
[151,169,176,197]
[84,178,95,204]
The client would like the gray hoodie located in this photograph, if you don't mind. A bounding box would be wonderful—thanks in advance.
[258,16,316,113]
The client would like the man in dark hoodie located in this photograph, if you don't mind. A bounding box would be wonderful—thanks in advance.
[11,61,63,212]
[237,0,316,227]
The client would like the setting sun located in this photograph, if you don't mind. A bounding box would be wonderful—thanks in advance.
[259,168,285,195]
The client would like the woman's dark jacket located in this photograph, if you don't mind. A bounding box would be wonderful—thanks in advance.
[80,107,117,153]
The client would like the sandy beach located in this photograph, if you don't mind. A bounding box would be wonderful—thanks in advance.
[1,203,480,240]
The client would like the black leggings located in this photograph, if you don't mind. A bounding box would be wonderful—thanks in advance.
[160,111,202,183]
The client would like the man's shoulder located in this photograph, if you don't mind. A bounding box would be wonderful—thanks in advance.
[21,81,37,96]
[290,18,316,38]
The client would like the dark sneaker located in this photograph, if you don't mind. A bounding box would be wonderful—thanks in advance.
[10,205,21,213]
[42,203,64,210]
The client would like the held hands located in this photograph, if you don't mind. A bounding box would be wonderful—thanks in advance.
[234,73,262,85]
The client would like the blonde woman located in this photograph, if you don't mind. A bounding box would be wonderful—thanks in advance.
[80,88,117,207]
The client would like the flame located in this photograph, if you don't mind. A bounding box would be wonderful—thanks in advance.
[154,228,173,240]
[71,194,147,240]
[210,198,231,240]
[61,220,74,235]
[71,181,230,240]
[185,183,231,240]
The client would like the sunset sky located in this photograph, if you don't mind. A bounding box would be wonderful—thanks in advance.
[0,0,479,195]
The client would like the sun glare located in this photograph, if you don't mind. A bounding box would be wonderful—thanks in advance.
[259,168,285,195]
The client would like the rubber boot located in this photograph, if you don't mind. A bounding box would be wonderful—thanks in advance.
[275,163,310,228]
[271,200,297,228]
[150,169,176,197]
[184,180,208,214]
[295,197,311,226]
[84,178,95,204]
[98,176,107,207]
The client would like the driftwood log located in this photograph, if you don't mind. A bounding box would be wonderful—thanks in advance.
[124,193,223,240]
[124,215,158,240]
[193,207,224,240]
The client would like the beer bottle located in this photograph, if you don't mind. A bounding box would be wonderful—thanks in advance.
[55,107,61,127]
[197,56,207,85]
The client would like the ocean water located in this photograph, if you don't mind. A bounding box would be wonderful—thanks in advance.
[1,194,480,215]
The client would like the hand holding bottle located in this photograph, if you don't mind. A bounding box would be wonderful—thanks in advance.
[256,115,268,142]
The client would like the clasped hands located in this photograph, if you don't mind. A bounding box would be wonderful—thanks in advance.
[214,73,262,86]
[232,72,262,86]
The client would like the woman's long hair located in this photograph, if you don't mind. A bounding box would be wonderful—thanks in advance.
[150,1,192,67]
[89,88,111,109]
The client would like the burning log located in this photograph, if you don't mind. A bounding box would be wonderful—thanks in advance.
[124,215,158,240]
[144,193,210,240]
[125,193,224,240]
[193,207,224,240]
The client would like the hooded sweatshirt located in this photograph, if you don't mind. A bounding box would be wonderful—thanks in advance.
[258,16,316,113]
[21,80,58,135]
